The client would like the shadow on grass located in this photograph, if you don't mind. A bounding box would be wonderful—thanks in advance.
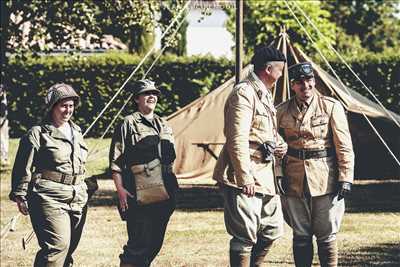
[88,184,224,211]
[339,242,400,267]
[88,179,400,213]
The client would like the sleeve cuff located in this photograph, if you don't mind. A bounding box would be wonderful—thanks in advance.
[236,174,254,187]
[9,191,27,202]
[338,170,354,183]
[110,163,123,173]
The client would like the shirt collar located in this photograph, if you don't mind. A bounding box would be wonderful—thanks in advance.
[248,71,273,105]
[295,95,314,109]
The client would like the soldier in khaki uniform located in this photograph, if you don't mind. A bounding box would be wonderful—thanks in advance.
[276,62,354,267]
[10,84,89,267]
[109,79,178,267]
[213,46,287,267]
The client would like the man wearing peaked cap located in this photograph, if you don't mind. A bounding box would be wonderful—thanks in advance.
[288,62,314,81]
[276,62,354,267]
[213,45,288,267]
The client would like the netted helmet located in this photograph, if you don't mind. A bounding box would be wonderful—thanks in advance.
[45,83,80,111]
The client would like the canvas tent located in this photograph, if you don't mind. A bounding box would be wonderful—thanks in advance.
[167,34,400,180]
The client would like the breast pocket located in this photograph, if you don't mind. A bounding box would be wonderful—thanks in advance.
[253,111,271,131]
[311,115,329,139]
[279,119,298,142]
[251,111,273,142]
[44,144,71,164]
[133,127,160,149]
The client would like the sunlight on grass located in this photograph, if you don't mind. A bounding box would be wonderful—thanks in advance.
[1,139,399,266]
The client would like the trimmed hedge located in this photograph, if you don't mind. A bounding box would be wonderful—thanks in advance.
[4,53,234,137]
[4,52,399,137]
[327,51,400,115]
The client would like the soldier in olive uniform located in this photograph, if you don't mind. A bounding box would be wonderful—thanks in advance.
[109,79,178,267]
[276,62,354,267]
[10,84,89,267]
[213,46,288,267]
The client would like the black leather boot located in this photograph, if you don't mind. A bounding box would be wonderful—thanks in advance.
[250,239,273,267]
[293,242,314,267]
[230,250,251,267]
[318,240,338,267]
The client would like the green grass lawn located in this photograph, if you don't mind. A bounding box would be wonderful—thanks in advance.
[1,139,399,266]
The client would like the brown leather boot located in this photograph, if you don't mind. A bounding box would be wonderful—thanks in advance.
[293,242,314,267]
[230,250,251,267]
[318,240,338,267]
[250,239,273,267]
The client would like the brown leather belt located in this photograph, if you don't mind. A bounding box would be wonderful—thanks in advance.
[40,170,84,185]
[287,147,335,160]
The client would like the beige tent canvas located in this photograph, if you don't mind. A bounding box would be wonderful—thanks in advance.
[167,36,400,180]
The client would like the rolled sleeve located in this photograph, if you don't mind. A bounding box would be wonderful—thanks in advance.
[109,122,127,173]
[225,88,254,186]
[331,102,355,183]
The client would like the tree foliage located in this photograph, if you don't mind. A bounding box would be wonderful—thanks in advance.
[2,0,99,52]
[321,0,400,53]
[159,0,188,56]
[225,1,338,57]
[225,0,400,58]
[94,0,159,54]
[1,0,188,58]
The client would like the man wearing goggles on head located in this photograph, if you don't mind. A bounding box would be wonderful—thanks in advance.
[276,62,354,267]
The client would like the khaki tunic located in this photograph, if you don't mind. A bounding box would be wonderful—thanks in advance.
[10,121,88,202]
[276,95,354,197]
[213,71,282,195]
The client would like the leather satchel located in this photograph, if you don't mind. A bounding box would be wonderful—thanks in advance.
[130,158,170,205]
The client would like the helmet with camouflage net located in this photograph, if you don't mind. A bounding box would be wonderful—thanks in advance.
[45,83,80,112]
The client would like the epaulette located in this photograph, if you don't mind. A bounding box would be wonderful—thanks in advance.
[321,95,338,104]
[29,125,44,134]
[275,98,292,110]
[125,113,138,123]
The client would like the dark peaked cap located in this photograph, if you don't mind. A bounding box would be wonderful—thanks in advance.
[251,46,286,71]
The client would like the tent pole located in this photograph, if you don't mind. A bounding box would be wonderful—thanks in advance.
[235,0,243,85]
[281,27,288,102]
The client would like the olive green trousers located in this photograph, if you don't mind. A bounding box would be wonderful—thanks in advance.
[28,179,88,267]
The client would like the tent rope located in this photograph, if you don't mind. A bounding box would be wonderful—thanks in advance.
[86,13,189,162]
[284,0,400,167]
[82,1,190,137]
[0,214,20,242]
[2,2,191,245]
[291,0,400,129]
